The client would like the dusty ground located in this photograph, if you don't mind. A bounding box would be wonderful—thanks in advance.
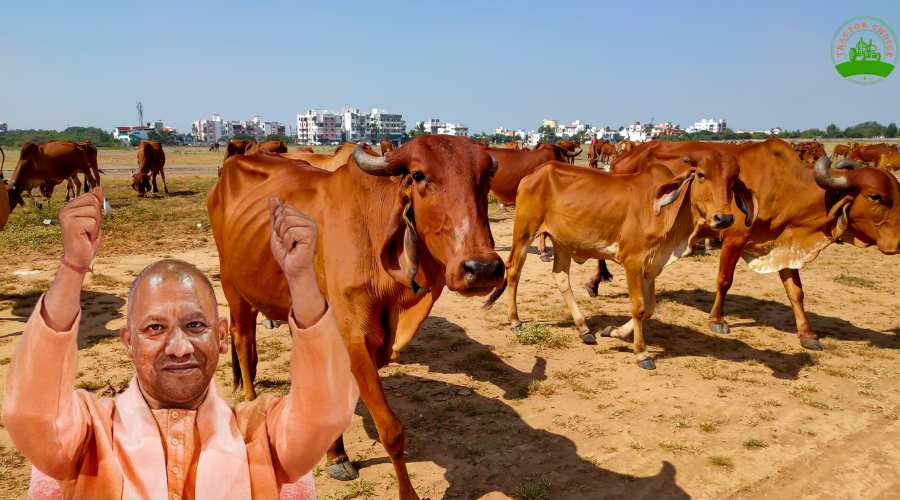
[1,172,899,500]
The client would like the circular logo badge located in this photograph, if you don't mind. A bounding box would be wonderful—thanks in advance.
[832,16,897,85]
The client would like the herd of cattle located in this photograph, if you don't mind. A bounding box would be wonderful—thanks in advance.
[1,135,899,499]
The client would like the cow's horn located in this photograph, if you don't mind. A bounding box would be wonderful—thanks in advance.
[352,145,394,176]
[566,148,582,157]
[834,158,864,170]
[813,156,849,190]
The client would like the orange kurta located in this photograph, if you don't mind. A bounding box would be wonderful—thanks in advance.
[3,297,359,500]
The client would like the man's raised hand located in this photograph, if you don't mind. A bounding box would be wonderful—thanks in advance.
[60,188,104,270]
[268,197,318,280]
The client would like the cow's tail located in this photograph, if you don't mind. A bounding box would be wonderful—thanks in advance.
[0,145,5,180]
[483,281,507,310]
[231,334,243,389]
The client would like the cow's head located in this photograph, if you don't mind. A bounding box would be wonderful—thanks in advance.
[535,143,581,161]
[814,157,900,254]
[131,171,150,195]
[680,150,756,230]
[352,135,504,294]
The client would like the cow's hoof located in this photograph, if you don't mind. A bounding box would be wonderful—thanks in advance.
[261,319,276,329]
[709,321,730,334]
[326,457,358,481]
[540,253,553,262]
[581,332,597,345]
[800,337,823,351]
[511,321,523,332]
[637,358,656,370]
[584,283,599,298]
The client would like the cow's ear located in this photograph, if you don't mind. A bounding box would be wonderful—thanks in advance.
[379,193,427,295]
[826,194,854,240]
[653,173,693,215]
[733,178,758,226]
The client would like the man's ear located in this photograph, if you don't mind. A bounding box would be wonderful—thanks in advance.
[216,319,228,354]
[120,326,133,356]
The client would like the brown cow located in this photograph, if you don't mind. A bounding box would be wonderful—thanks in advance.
[7,141,100,209]
[791,140,826,165]
[557,139,581,164]
[132,140,168,196]
[208,142,220,152]
[380,138,394,156]
[64,141,102,199]
[617,140,636,156]
[832,144,851,159]
[295,145,315,153]
[246,139,288,155]
[224,139,255,160]
[484,156,753,368]
[848,143,898,166]
[208,135,503,499]
[0,178,9,231]
[281,142,378,171]
[595,138,900,350]
[487,144,581,205]
[878,151,900,171]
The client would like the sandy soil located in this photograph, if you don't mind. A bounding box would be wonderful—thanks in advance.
[1,177,899,499]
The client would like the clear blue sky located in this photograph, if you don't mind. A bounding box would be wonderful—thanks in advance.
[1,1,898,134]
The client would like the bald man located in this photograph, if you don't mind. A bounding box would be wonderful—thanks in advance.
[3,188,359,499]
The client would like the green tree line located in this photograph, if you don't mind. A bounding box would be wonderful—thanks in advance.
[660,121,898,142]
[0,127,123,148]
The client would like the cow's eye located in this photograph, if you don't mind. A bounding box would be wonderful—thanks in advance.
[411,171,426,183]
[867,193,883,204]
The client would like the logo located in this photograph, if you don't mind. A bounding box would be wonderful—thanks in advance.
[832,17,897,84]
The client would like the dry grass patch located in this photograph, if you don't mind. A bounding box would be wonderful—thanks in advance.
[513,477,552,500]
[743,438,768,449]
[708,455,734,469]
[833,273,878,289]
[513,323,572,349]
[321,479,376,500]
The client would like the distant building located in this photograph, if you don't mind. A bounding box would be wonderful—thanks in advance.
[340,108,369,142]
[368,108,405,142]
[191,114,225,143]
[112,126,154,145]
[686,118,727,134]
[542,119,558,130]
[417,118,468,136]
[556,120,590,138]
[651,121,683,138]
[297,109,343,145]
[1,122,9,133]
[263,121,286,138]
[622,122,652,142]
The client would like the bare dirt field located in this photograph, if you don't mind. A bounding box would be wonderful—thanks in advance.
[1,172,899,499]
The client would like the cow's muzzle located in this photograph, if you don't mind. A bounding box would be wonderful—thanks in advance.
[448,254,505,293]
[709,214,734,229]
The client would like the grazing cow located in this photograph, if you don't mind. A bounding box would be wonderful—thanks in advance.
[246,139,288,155]
[617,140,636,156]
[295,145,315,153]
[225,139,255,160]
[791,140,826,165]
[484,155,753,368]
[848,143,899,166]
[7,141,100,209]
[63,141,101,200]
[595,138,900,350]
[380,138,394,156]
[208,135,503,499]
[832,143,852,159]
[281,142,379,171]
[209,142,220,152]
[132,140,168,196]
[878,151,900,171]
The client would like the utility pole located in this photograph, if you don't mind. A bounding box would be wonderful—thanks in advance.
[137,101,144,127]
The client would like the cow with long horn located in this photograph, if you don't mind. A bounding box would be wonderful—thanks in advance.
[591,138,900,351]
[208,135,504,500]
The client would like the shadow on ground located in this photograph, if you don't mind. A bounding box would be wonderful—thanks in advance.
[0,290,125,348]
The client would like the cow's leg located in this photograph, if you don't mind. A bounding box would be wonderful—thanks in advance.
[778,269,822,350]
[65,179,75,202]
[151,172,160,194]
[325,435,356,481]
[538,232,553,262]
[160,168,169,194]
[583,260,614,298]
[551,248,594,344]
[221,282,259,401]
[503,218,540,330]
[604,263,656,369]
[708,235,747,334]
[344,345,419,500]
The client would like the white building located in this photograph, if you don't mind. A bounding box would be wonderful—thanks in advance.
[621,122,651,142]
[369,108,405,142]
[191,114,225,143]
[297,109,343,145]
[593,127,618,141]
[417,118,468,136]
[341,108,369,142]
[263,121,286,137]
[556,120,590,138]
[686,118,727,134]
